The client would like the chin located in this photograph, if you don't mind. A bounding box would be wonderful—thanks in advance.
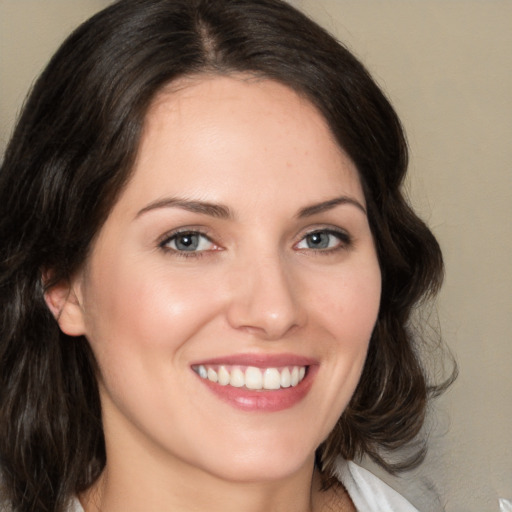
[213,458,313,484]
[190,436,318,484]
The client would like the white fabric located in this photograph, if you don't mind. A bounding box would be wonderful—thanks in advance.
[68,459,419,511]
[68,497,85,512]
[334,458,419,512]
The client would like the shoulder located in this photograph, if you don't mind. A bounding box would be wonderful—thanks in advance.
[333,458,420,512]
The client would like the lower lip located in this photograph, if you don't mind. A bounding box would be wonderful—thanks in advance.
[196,366,317,412]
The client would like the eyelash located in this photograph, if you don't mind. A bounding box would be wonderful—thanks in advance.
[158,229,217,259]
[158,227,352,258]
[294,228,352,255]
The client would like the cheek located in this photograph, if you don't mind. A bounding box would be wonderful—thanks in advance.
[79,260,222,423]
[345,269,381,337]
[81,256,223,359]
[300,256,381,440]
[310,258,381,341]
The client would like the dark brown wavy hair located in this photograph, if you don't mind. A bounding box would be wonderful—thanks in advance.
[0,0,454,510]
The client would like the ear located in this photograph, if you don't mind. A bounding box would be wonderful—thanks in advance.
[44,275,87,337]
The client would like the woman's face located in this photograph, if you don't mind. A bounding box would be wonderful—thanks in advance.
[63,76,381,483]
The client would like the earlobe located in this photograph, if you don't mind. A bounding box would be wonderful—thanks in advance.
[44,278,87,337]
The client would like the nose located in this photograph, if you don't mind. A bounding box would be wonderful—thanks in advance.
[225,255,306,341]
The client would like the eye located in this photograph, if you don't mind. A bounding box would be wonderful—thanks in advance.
[295,229,350,251]
[161,231,216,253]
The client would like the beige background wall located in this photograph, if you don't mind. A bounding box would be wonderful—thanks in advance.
[1,1,511,511]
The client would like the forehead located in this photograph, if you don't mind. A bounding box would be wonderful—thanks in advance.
[123,74,364,213]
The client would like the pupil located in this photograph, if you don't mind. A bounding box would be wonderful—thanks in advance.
[308,232,329,249]
[176,234,198,251]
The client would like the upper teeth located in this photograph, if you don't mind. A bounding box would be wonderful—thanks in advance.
[194,365,307,390]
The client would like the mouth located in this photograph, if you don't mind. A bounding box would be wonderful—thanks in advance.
[191,354,317,412]
[192,364,307,390]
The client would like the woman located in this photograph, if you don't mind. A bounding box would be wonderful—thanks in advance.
[0,0,450,511]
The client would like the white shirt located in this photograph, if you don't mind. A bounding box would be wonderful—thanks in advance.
[68,459,419,512]
[334,459,419,511]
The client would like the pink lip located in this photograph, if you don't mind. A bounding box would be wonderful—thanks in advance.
[191,353,318,412]
[191,353,317,368]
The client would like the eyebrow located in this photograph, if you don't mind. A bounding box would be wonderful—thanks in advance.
[136,198,234,220]
[136,195,366,221]
[297,196,367,218]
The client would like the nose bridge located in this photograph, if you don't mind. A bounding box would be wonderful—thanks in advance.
[226,248,303,339]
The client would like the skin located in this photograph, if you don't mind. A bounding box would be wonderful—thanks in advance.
[49,75,381,512]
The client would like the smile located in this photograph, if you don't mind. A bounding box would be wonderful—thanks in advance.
[193,364,307,390]
[191,354,317,412]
